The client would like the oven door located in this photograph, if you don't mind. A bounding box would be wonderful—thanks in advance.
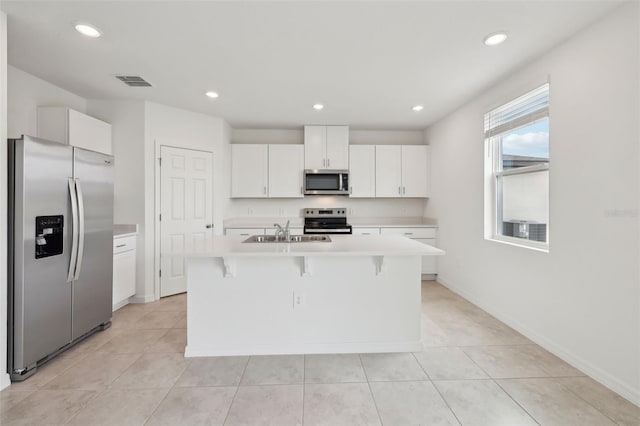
[304,170,349,195]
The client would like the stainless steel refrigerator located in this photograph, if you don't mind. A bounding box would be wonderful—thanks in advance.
[8,135,114,381]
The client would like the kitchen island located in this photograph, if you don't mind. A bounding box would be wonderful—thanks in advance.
[183,234,444,357]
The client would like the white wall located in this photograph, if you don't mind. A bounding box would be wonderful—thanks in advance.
[7,65,86,139]
[0,11,10,391]
[425,3,639,404]
[145,101,230,301]
[86,100,147,299]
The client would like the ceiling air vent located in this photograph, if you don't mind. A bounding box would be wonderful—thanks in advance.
[115,75,152,87]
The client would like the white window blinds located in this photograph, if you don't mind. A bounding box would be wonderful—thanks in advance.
[484,83,549,138]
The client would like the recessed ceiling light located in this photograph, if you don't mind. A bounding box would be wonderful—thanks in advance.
[483,32,508,46]
[412,105,424,112]
[205,91,219,99]
[74,23,101,38]
[313,104,324,110]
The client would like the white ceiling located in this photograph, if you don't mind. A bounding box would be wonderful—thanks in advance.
[2,1,621,129]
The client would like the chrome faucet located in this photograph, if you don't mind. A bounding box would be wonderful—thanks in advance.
[274,220,291,242]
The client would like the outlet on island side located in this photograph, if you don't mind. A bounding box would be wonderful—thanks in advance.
[293,292,306,308]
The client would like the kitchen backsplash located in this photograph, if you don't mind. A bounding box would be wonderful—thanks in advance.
[227,198,426,218]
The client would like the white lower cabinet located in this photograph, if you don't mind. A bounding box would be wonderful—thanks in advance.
[113,236,136,311]
[225,228,266,236]
[379,227,438,275]
[352,227,381,235]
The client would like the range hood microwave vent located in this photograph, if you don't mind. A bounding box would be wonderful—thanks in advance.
[115,75,152,87]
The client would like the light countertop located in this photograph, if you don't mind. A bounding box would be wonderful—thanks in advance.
[114,224,139,238]
[223,217,437,229]
[179,234,444,257]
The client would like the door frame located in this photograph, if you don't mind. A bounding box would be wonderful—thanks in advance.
[154,142,214,300]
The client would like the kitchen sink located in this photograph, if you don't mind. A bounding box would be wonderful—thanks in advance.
[242,234,331,243]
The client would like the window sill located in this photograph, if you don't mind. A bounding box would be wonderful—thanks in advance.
[486,235,549,253]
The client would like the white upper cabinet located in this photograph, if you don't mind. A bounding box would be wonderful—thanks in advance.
[231,144,268,198]
[325,126,349,169]
[304,126,326,169]
[375,145,430,198]
[375,146,403,197]
[349,145,376,198]
[37,107,113,155]
[401,145,430,197]
[304,125,349,170]
[268,145,304,198]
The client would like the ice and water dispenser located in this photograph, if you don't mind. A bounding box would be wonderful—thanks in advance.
[35,215,64,259]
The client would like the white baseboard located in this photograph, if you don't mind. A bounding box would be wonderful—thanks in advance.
[129,294,156,304]
[437,275,640,407]
[0,372,11,390]
[185,341,423,358]
[112,298,131,312]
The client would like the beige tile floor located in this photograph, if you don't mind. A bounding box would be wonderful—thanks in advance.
[1,281,638,425]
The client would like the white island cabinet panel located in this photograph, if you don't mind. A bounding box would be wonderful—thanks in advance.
[225,228,266,237]
[268,145,304,198]
[349,145,376,197]
[231,144,268,198]
[182,234,444,357]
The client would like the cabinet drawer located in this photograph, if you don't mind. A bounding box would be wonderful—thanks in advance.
[380,227,436,238]
[113,235,136,254]
[352,227,380,235]
[225,228,266,236]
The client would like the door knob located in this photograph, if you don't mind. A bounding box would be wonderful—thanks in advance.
[206,224,214,229]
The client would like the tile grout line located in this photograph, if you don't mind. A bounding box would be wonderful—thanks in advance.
[491,378,542,426]
[141,386,173,426]
[411,351,463,426]
[302,354,306,426]
[548,378,623,426]
[221,356,251,425]
[358,354,384,426]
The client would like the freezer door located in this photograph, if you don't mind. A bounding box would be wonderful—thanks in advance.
[9,136,74,371]
[72,148,114,339]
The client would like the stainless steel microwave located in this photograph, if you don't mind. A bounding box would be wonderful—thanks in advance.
[303,170,349,196]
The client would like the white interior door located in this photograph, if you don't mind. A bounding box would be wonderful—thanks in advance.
[160,146,213,297]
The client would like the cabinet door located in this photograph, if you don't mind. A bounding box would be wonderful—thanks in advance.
[231,144,268,197]
[113,250,136,309]
[68,109,113,155]
[349,145,375,198]
[326,126,349,169]
[352,227,380,235]
[268,145,304,198]
[304,126,326,169]
[375,145,402,197]
[401,145,429,198]
[413,238,438,274]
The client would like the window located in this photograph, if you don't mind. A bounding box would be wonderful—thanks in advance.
[484,83,549,250]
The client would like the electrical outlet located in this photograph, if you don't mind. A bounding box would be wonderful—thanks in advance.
[348,208,354,215]
[293,292,305,308]
[248,208,253,216]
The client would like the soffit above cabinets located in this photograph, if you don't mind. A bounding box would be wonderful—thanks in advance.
[2,1,621,129]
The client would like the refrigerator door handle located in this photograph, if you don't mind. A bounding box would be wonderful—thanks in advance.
[67,178,79,282]
[73,178,85,280]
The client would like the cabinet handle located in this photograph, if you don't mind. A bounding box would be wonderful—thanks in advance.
[398,186,401,195]
[263,186,267,195]
[205,224,214,229]
[115,244,126,248]
[404,232,414,235]
[327,158,330,167]
[403,186,406,195]
[322,158,326,168]
[349,186,353,194]
[362,233,371,235]
[240,233,249,236]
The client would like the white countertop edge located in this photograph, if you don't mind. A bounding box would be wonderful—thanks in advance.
[223,216,438,228]
[114,232,138,239]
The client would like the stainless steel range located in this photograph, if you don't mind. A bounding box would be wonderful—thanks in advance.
[303,208,352,234]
